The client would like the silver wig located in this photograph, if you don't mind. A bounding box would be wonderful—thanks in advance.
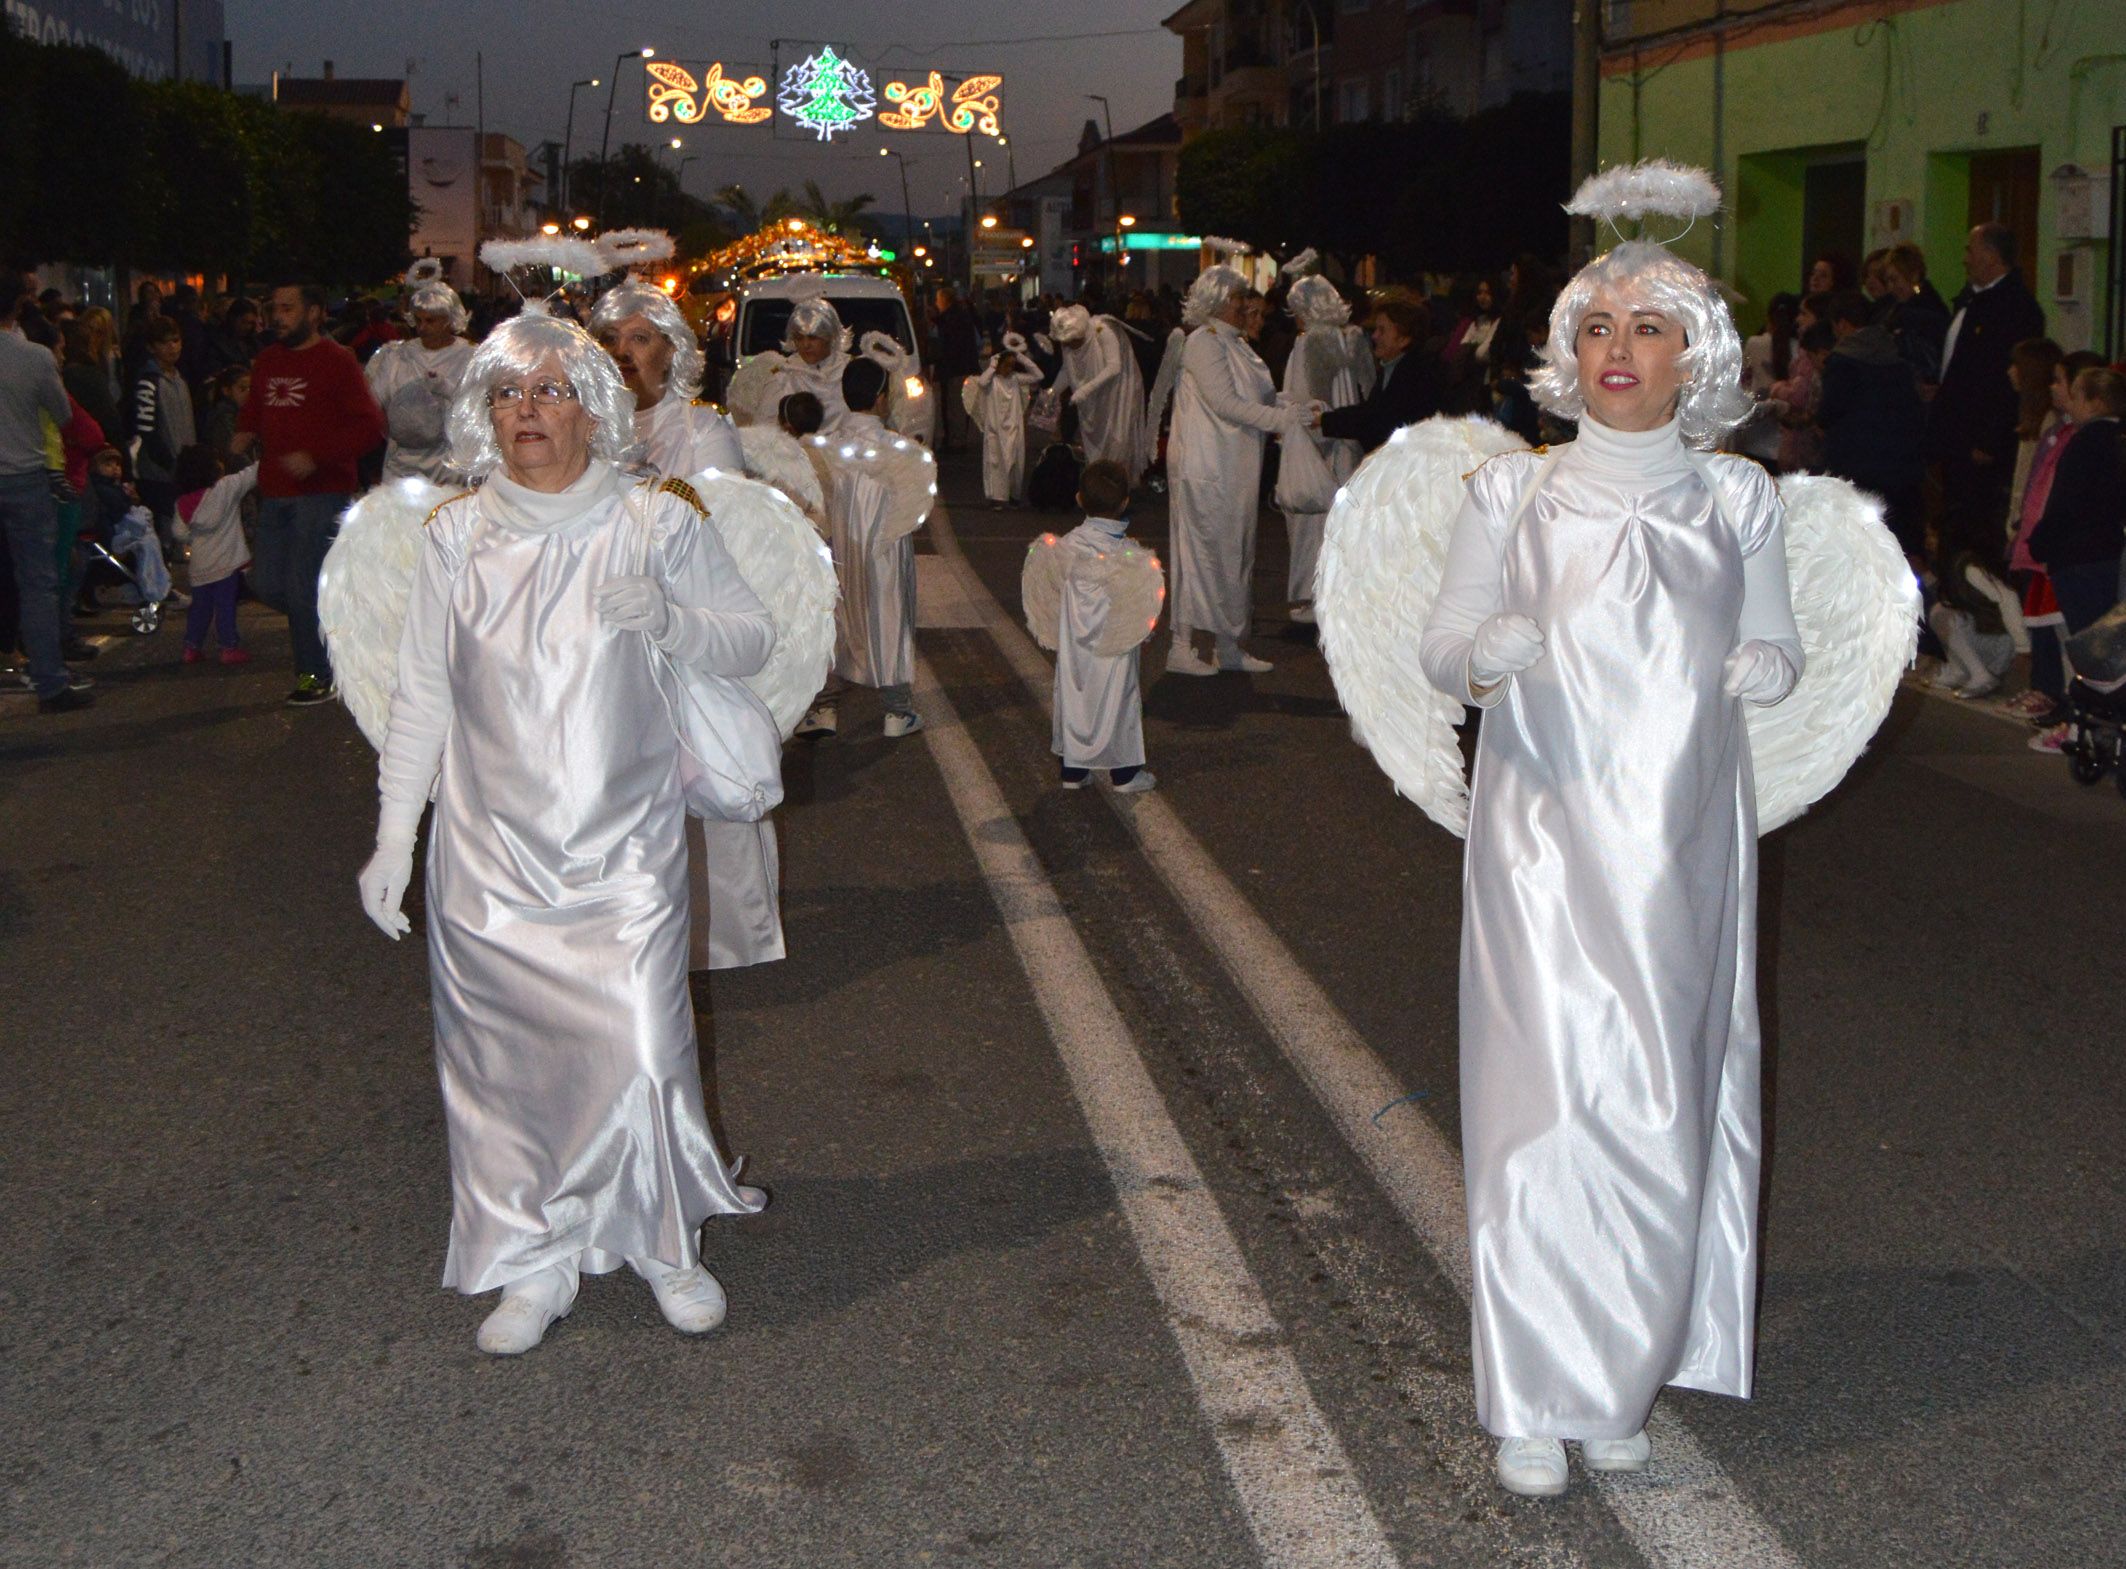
[1182,264,1249,329]
[445,311,638,477]
[1285,275,1350,329]
[1530,240,1752,448]
[783,295,851,354]
[408,282,468,335]
[588,281,705,401]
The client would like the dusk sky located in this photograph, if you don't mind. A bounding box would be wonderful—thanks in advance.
[224,0,1181,221]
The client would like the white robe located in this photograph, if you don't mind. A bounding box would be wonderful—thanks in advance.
[365,338,472,483]
[823,413,916,688]
[632,389,784,973]
[1275,324,1371,602]
[376,464,775,1294]
[1168,320,1294,639]
[1417,418,1802,1441]
[971,353,1042,502]
[1051,517,1146,770]
[1056,317,1149,477]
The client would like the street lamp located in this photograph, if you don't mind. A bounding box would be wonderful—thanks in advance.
[980,214,998,230]
[597,48,656,225]
[1088,93,1121,284]
[572,216,592,231]
[879,145,916,261]
[562,76,598,211]
[541,221,561,235]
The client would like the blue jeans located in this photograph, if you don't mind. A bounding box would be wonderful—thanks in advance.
[253,492,348,682]
[0,471,65,698]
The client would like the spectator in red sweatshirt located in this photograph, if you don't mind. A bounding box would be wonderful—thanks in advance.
[233,282,386,706]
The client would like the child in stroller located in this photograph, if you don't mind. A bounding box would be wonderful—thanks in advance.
[79,445,175,633]
[2062,604,2126,795]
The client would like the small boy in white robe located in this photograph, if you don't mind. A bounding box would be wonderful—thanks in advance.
[1043,460,1161,793]
[965,334,1044,508]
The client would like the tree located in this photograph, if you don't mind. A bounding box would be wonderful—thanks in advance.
[715,182,797,233]
[796,180,878,236]
[1175,127,1311,256]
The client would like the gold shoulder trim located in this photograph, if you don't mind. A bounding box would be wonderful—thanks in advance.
[658,476,708,517]
[690,396,729,414]
[424,489,475,527]
[1461,446,1543,484]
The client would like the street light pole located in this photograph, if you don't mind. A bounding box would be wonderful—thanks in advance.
[1088,93,1119,291]
[562,76,598,213]
[597,47,654,227]
[880,147,916,260]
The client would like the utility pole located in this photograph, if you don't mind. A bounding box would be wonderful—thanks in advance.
[1569,0,1602,264]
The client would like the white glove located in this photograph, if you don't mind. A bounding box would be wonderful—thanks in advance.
[1470,612,1546,686]
[358,831,415,941]
[595,574,671,642]
[1722,639,1797,705]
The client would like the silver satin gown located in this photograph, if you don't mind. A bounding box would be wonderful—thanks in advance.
[1423,428,1793,1440]
[416,484,767,1295]
[1051,517,1146,771]
[826,422,916,690]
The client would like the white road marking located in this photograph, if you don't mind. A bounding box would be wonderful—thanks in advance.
[911,654,1400,1569]
[927,508,1808,1569]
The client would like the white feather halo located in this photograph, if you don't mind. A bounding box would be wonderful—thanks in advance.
[1002,331,1028,355]
[318,476,458,750]
[596,227,676,270]
[1564,160,1722,225]
[1203,235,1250,258]
[1279,246,1321,278]
[480,235,609,281]
[405,257,446,285]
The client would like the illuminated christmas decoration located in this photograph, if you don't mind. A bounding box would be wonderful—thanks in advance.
[878,71,1001,136]
[777,47,876,141]
[646,61,771,125]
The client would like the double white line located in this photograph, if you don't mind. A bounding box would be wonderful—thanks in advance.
[915,512,1802,1569]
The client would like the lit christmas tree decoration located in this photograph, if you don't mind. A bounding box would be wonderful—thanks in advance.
[777,47,877,141]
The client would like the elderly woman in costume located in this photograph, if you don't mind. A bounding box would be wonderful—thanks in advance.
[591,279,743,480]
[356,311,775,1356]
[1276,276,1373,624]
[1165,265,1312,676]
[1418,218,1802,1495]
[364,282,473,483]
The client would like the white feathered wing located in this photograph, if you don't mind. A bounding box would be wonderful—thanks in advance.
[1087,543,1166,657]
[1022,533,1067,651]
[806,431,937,541]
[318,476,456,749]
[737,423,825,523]
[685,470,839,739]
[724,354,784,427]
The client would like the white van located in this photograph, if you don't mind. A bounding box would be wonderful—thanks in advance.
[701,270,934,444]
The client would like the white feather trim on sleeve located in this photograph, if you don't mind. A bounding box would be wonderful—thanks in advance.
[685,470,839,739]
[318,477,457,750]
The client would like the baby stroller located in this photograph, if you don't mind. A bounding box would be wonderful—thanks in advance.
[80,502,174,636]
[2062,604,2126,796]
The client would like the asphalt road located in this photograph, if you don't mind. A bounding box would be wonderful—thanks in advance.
[4,444,2122,1569]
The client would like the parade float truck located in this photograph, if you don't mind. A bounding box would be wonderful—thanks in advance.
[681,220,934,444]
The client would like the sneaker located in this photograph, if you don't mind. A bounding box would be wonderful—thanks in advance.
[1954,676,1999,699]
[285,675,336,707]
[1288,603,1317,625]
[1111,769,1157,794]
[1218,651,1274,674]
[66,670,94,692]
[630,1257,728,1334]
[1165,645,1216,677]
[795,703,838,737]
[2028,721,2074,754]
[181,645,204,665]
[1495,1436,1568,1498]
[882,710,923,739]
[0,667,30,693]
[37,686,95,715]
[475,1265,576,1356]
[218,647,253,666]
[1581,1430,1651,1473]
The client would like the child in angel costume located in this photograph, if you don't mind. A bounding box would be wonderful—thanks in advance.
[1313,162,1919,1498]
[1021,459,1165,793]
[965,333,1044,507]
[364,269,474,484]
[1275,271,1373,624]
[793,356,938,740]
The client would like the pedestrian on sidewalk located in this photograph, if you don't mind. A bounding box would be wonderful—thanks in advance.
[356,309,775,1356]
[0,288,91,712]
[231,282,385,706]
[129,317,195,540]
[171,444,256,665]
[2027,366,2126,636]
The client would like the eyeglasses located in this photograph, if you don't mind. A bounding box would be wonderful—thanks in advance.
[485,380,579,409]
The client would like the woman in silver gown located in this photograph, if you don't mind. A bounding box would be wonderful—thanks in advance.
[1419,241,1803,1496]
[357,312,774,1355]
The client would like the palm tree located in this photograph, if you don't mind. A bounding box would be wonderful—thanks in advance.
[797,179,878,235]
[715,182,797,233]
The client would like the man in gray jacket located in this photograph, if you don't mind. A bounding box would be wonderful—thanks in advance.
[0,289,91,712]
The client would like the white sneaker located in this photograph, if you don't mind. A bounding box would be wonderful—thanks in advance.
[630,1257,728,1334]
[1955,676,2000,699]
[1288,603,1316,624]
[796,704,837,737]
[475,1265,576,1355]
[1495,1436,1568,1497]
[883,710,923,739]
[1581,1430,1651,1472]
[1166,645,1216,677]
[1219,651,1273,674]
[1060,774,1090,791]
[1111,769,1157,794]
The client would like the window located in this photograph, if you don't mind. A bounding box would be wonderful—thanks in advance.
[1337,76,1370,124]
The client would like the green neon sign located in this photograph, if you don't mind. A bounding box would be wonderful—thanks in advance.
[1096,232,1204,254]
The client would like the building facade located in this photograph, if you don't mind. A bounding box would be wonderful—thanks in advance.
[3,0,223,83]
[997,114,1191,295]
[1598,0,2126,352]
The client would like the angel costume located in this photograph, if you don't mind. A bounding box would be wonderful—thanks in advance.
[1048,516,1152,772]
[1053,308,1151,477]
[1168,315,1302,645]
[377,463,773,1295]
[818,414,929,702]
[1276,289,1372,609]
[967,348,1043,503]
[366,336,473,483]
[637,391,744,481]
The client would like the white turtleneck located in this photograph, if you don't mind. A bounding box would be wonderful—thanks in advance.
[1561,412,1694,480]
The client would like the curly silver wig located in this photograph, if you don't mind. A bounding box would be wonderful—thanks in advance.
[1182,265,1250,330]
[588,281,705,401]
[783,296,851,354]
[1530,240,1752,447]
[407,282,468,336]
[1285,276,1350,329]
[446,311,637,477]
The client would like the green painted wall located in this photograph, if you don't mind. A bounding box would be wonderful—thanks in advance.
[1597,0,2126,348]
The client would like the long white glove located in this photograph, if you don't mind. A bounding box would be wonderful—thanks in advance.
[1722,638,1799,705]
[1470,612,1546,687]
[358,814,419,941]
[595,574,672,642]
